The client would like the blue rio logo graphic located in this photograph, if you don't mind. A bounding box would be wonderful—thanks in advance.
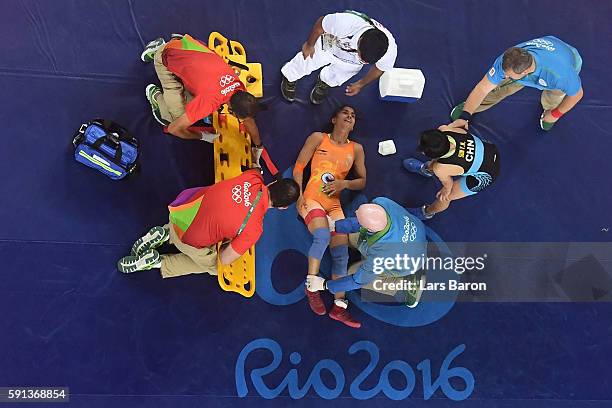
[236,338,474,401]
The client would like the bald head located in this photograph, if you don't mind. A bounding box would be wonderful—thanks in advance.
[356,204,388,233]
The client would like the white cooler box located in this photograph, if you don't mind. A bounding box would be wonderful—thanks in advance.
[379,68,425,103]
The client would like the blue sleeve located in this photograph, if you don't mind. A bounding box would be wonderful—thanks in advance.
[335,217,361,234]
[486,55,505,85]
[562,73,582,96]
[326,275,362,293]
[326,262,374,293]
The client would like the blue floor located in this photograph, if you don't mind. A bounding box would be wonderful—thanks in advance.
[1,0,612,406]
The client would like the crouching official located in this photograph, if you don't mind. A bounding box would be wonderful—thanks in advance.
[305,197,428,320]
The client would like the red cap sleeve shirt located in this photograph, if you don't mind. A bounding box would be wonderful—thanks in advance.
[162,34,246,123]
[171,170,269,255]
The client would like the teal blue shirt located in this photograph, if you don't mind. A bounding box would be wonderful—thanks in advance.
[487,36,582,96]
[326,197,427,293]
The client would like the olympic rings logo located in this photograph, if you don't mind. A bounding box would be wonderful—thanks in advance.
[401,217,418,243]
[220,74,235,87]
[232,185,243,204]
[409,224,417,242]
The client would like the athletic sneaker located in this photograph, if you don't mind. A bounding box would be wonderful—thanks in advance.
[405,272,426,308]
[281,75,297,102]
[310,75,330,105]
[140,37,165,63]
[117,249,162,273]
[450,101,465,121]
[329,303,361,328]
[539,113,555,131]
[145,84,169,126]
[305,288,326,315]
[403,158,433,177]
[407,205,434,221]
[130,226,170,256]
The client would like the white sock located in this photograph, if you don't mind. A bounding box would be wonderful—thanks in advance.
[334,299,348,309]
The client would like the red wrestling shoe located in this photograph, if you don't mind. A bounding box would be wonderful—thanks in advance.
[329,304,361,328]
[305,288,326,315]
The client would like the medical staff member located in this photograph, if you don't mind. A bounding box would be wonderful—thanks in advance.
[117,170,299,277]
[306,197,428,317]
[280,10,397,104]
[141,34,266,164]
[450,36,583,131]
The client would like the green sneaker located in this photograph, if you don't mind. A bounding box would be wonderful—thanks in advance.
[130,226,170,256]
[404,272,426,308]
[450,102,465,121]
[145,84,169,126]
[118,249,161,273]
[140,37,165,63]
[539,113,555,131]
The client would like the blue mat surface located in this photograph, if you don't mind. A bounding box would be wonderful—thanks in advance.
[1,0,612,406]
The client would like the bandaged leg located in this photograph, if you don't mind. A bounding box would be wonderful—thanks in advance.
[330,245,349,277]
[328,226,349,301]
[299,203,331,277]
[308,227,331,260]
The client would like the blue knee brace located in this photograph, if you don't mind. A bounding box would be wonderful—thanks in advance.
[330,245,349,277]
[308,228,330,260]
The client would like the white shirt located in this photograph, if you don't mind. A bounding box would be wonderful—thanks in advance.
[321,11,397,71]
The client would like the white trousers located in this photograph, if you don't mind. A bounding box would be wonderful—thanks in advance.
[281,37,363,87]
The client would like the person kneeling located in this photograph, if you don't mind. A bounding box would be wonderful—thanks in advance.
[117,170,299,277]
[305,198,428,319]
[402,124,500,219]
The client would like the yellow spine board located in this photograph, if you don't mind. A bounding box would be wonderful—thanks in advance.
[208,31,263,97]
[209,30,261,297]
[213,111,256,298]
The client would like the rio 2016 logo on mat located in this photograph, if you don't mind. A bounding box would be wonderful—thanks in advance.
[236,338,474,401]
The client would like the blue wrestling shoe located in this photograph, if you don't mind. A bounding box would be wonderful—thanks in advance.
[407,205,434,221]
[403,158,433,177]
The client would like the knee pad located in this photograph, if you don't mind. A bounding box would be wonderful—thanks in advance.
[330,245,349,277]
[308,228,330,260]
[304,208,327,226]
